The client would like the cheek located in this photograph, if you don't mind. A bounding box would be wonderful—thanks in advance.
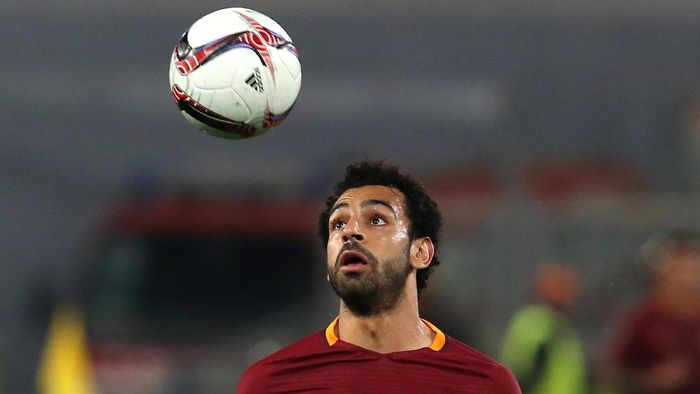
[392,231,409,244]
[373,231,410,259]
[391,221,411,243]
[326,237,341,265]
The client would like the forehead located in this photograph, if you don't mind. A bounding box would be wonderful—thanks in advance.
[333,185,406,211]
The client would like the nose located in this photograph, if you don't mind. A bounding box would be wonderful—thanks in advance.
[342,220,365,243]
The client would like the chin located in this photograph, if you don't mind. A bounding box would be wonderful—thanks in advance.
[334,278,376,300]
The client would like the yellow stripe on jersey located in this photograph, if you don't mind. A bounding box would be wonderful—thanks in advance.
[421,319,446,351]
[325,317,340,346]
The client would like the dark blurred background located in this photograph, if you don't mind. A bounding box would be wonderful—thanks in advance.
[5,1,700,393]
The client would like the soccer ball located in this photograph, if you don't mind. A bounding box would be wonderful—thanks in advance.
[169,8,301,139]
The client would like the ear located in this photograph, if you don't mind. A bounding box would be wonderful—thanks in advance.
[410,237,434,270]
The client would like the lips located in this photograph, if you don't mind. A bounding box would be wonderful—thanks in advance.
[337,250,370,274]
[339,250,369,266]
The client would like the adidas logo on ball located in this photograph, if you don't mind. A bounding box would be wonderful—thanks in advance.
[245,67,264,93]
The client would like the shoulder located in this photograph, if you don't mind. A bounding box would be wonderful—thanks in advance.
[258,330,330,363]
[236,331,328,394]
[444,337,522,394]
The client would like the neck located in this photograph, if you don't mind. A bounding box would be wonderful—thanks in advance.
[336,287,434,353]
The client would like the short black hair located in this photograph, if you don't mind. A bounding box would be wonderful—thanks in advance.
[319,161,442,293]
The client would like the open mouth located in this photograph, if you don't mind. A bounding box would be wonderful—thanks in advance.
[338,250,369,269]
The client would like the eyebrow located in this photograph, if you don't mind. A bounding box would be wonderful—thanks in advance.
[362,199,397,217]
[329,199,397,218]
[329,202,348,216]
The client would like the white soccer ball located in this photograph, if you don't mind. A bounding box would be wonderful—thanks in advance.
[169,8,301,139]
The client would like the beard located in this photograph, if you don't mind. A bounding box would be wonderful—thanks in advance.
[328,241,412,317]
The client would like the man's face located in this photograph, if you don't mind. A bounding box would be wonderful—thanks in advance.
[326,185,414,316]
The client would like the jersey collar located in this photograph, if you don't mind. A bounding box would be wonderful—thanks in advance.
[325,316,446,351]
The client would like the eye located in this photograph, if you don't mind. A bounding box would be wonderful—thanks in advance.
[331,219,346,231]
[370,216,387,226]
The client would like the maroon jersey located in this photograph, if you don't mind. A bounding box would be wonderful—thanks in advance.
[612,300,700,394]
[237,318,521,393]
